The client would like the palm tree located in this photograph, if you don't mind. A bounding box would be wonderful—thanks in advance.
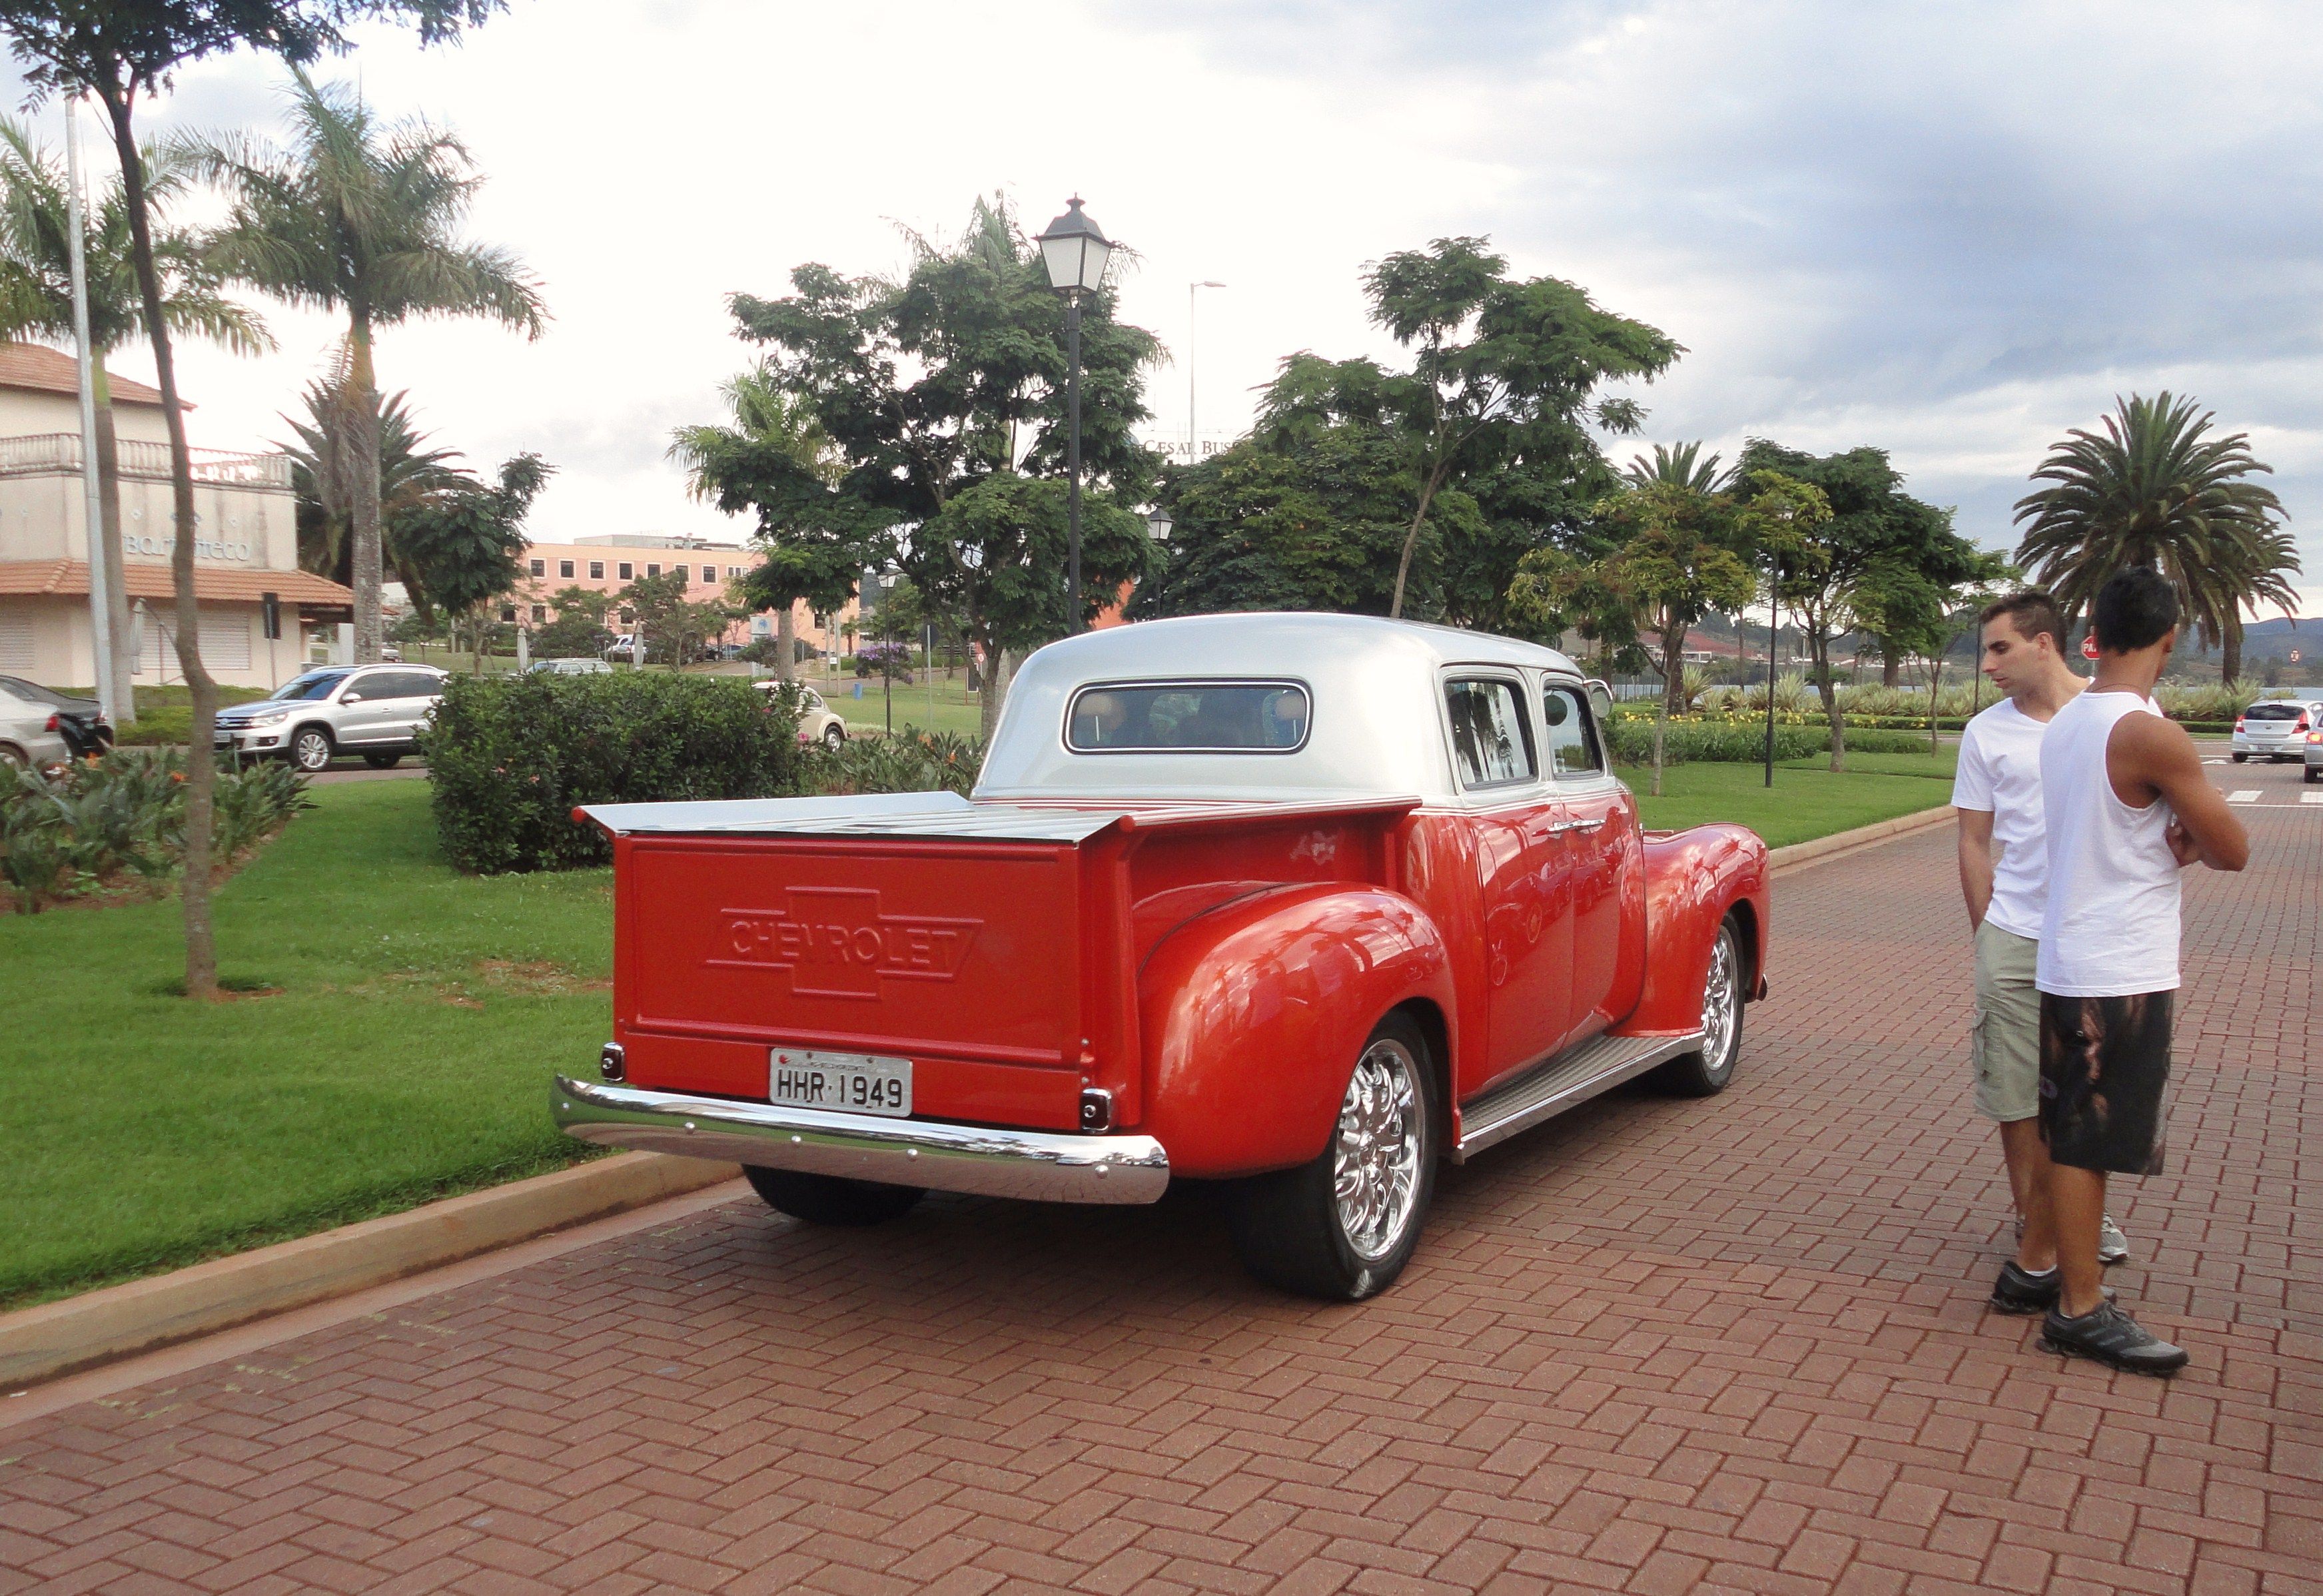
[1626,440,1731,493]
[190,69,546,663]
[0,116,272,718]
[2013,393,2297,681]
[670,362,848,685]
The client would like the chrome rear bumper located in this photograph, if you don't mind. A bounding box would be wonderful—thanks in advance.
[552,1076,1170,1205]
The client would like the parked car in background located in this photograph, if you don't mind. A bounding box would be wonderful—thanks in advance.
[214,663,448,772]
[380,643,404,662]
[560,614,1770,1301]
[2304,723,2321,783]
[753,679,847,750]
[2232,700,2314,762]
[0,680,72,770]
[0,675,112,758]
[529,657,613,676]
[603,635,638,661]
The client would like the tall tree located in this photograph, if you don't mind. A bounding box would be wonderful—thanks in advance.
[0,115,272,722]
[2013,392,2298,683]
[278,370,465,613]
[732,195,1163,738]
[193,65,544,666]
[669,361,857,685]
[1352,236,1679,619]
[1738,440,1975,770]
[0,0,502,1001]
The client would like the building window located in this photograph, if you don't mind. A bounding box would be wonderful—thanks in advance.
[674,565,689,586]
[618,562,633,580]
[588,562,604,580]
[531,604,547,623]
[559,560,574,579]
[646,563,660,578]
[529,559,545,577]
[618,608,634,624]
[500,605,516,622]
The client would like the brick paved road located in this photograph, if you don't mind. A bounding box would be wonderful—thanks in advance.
[5,764,2318,1595]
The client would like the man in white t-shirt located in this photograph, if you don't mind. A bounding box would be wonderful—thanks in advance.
[1952,592,2124,1315]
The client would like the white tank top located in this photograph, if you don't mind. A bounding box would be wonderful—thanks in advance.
[2036,688,2180,996]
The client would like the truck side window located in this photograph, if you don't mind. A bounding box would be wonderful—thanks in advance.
[1542,685,1604,778]
[1446,678,1534,788]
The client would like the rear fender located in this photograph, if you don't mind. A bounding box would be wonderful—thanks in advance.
[1138,883,1457,1178]
[1617,823,1771,1036]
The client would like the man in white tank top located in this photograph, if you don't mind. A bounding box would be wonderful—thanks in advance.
[2033,568,2247,1376]
[1952,592,2131,1322]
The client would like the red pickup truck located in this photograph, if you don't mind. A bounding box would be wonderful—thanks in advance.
[556,614,1769,1300]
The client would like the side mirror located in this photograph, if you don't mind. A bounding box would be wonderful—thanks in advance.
[340,691,363,703]
[1584,679,1614,724]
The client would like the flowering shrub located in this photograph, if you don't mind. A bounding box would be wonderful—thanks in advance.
[800,727,983,797]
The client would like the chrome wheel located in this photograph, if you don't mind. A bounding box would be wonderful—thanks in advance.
[1332,1038,1423,1262]
[1699,926,1740,1072]
[292,729,332,773]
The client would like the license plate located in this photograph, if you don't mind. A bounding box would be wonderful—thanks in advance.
[769,1048,911,1117]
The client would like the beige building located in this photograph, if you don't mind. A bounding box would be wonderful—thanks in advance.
[512,533,862,655]
[0,343,350,692]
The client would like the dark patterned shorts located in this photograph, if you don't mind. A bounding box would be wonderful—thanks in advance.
[2037,990,2172,1176]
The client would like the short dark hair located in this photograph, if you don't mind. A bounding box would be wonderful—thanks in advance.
[2091,566,2180,652]
[1979,590,2064,649]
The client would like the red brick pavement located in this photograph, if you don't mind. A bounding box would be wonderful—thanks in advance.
[4,761,2319,1595]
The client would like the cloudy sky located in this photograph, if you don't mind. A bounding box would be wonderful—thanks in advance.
[8,0,2319,616]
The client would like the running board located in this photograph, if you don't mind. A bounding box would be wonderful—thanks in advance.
[1452,1030,1705,1162]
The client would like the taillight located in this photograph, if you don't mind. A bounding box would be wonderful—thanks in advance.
[2234,717,2246,731]
[44,712,58,731]
[2309,731,2322,744]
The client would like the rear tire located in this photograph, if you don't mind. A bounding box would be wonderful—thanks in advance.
[2306,767,2319,783]
[1230,1012,1439,1302]
[743,1166,923,1226]
[1656,918,1745,1097]
[2230,751,2248,763]
[361,751,402,769]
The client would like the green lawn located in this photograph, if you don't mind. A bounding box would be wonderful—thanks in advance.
[813,669,987,738]
[0,779,612,1310]
[1629,751,1955,847]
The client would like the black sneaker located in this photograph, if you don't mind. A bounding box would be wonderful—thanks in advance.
[1990,1261,2061,1315]
[2039,1301,2188,1376]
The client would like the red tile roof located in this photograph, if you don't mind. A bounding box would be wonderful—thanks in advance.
[0,342,174,407]
[0,560,352,605]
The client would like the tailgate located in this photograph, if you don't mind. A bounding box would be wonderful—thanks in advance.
[615,833,1089,1126]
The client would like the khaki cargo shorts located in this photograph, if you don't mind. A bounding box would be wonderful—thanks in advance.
[1971,921,2041,1122]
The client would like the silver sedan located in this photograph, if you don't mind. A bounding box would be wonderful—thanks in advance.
[0,683,73,770]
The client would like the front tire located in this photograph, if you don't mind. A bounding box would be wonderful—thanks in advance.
[823,724,845,752]
[743,1166,923,1226]
[290,727,334,773]
[361,751,402,769]
[1656,918,1745,1097]
[1230,1012,1439,1302]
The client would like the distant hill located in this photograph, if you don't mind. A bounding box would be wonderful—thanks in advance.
[2227,616,2316,664]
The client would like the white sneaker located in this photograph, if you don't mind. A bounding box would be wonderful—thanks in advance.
[2013,1213,2132,1267]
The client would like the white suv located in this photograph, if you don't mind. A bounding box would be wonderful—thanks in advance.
[215,663,448,772]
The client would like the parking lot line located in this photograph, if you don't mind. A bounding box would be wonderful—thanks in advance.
[2226,789,2261,803]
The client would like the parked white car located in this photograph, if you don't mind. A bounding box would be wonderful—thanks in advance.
[0,681,72,770]
[2232,699,2316,763]
[530,657,613,675]
[754,679,848,751]
[215,663,448,772]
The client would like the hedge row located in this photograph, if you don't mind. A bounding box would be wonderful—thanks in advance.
[425,673,803,873]
[1603,718,1940,765]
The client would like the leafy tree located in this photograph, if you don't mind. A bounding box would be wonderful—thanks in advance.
[528,582,610,658]
[278,373,464,613]
[395,452,546,669]
[730,195,1162,737]
[192,66,544,665]
[2013,392,2298,683]
[0,115,271,721]
[1738,440,1973,769]
[669,361,857,684]
[0,0,503,1000]
[614,568,731,667]
[1354,237,1680,619]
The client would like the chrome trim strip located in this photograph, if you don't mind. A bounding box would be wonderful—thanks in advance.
[552,1076,1170,1205]
[1452,1031,1705,1162]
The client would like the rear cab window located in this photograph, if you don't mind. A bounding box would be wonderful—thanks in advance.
[1067,681,1310,752]
[1541,682,1606,779]
[1444,677,1535,789]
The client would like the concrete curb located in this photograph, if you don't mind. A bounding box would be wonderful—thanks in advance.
[1768,802,1952,875]
[0,1151,739,1392]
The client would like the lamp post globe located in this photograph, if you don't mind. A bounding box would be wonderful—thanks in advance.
[1146,507,1174,543]
[1035,197,1115,633]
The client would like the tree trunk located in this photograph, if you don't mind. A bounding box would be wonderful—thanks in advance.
[1651,696,1665,799]
[977,635,1013,743]
[775,603,796,684]
[103,81,215,1000]
[1387,467,1447,620]
[1808,623,1845,772]
[2222,614,2243,685]
[1661,609,1687,719]
[1927,656,1943,753]
[1881,645,1901,689]
[90,359,135,723]
[348,314,384,664]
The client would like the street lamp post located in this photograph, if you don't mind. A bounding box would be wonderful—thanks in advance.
[1036,197,1114,635]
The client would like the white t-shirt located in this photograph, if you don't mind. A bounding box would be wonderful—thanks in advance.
[1951,697,2056,939]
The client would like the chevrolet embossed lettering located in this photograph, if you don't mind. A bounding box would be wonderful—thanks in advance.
[710,885,980,998]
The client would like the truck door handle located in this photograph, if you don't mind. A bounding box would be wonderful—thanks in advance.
[1568,817,1606,834]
